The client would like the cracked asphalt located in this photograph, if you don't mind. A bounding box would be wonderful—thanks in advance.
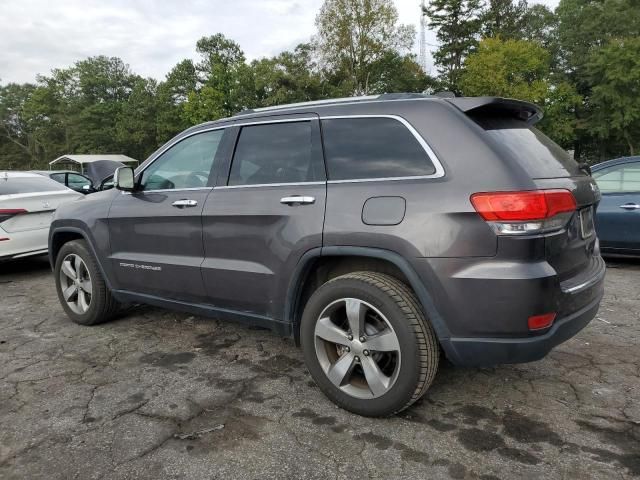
[1,257,639,479]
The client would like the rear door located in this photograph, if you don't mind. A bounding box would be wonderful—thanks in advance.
[201,115,326,320]
[108,128,226,302]
[592,160,640,253]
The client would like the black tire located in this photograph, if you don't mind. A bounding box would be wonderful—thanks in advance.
[300,271,439,417]
[54,239,120,326]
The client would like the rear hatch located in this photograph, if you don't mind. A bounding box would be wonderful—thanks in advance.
[458,100,601,287]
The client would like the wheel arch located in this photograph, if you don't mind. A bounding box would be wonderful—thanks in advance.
[49,226,114,290]
[286,246,452,348]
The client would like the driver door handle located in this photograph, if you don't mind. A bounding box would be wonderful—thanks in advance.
[172,199,198,208]
[280,195,315,206]
[619,203,640,210]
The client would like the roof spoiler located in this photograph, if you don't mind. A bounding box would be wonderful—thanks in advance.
[445,97,543,125]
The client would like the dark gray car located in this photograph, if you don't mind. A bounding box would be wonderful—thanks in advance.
[49,94,605,416]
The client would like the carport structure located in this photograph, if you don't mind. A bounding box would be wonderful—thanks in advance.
[49,154,139,183]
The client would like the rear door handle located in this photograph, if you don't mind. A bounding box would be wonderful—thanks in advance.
[172,199,198,208]
[619,203,640,210]
[280,195,315,206]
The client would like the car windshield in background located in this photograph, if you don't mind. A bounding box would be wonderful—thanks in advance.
[0,176,69,195]
[472,115,583,178]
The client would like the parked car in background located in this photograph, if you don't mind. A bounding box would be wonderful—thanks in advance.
[49,94,605,417]
[32,170,96,194]
[592,156,640,257]
[0,172,82,261]
[48,154,138,185]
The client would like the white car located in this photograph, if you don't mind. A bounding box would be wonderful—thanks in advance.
[0,171,83,261]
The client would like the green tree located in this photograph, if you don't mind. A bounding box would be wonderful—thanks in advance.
[556,0,640,160]
[481,0,527,39]
[587,37,640,156]
[315,0,414,95]
[460,37,581,148]
[156,59,198,142]
[252,44,330,107]
[424,0,483,92]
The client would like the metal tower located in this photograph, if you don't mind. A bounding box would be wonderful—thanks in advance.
[419,0,428,73]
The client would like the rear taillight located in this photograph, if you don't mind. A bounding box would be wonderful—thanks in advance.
[0,209,27,223]
[470,190,576,235]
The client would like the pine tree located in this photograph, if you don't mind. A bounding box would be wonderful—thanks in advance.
[424,0,483,92]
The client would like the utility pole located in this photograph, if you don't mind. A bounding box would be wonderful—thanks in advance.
[419,0,428,74]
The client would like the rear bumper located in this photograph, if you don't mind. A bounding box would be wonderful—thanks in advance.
[442,279,604,367]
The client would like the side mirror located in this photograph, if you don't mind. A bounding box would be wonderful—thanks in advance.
[114,167,135,191]
[81,184,92,191]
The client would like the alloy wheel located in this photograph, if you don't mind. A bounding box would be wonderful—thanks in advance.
[59,253,93,315]
[314,298,401,399]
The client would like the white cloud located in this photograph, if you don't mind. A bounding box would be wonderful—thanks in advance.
[0,0,560,84]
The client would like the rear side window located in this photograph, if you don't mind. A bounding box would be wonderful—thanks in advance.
[471,115,582,178]
[229,121,317,186]
[592,162,640,193]
[321,117,436,181]
[0,176,68,195]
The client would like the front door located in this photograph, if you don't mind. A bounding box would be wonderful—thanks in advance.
[593,160,640,254]
[108,129,226,302]
[201,116,326,321]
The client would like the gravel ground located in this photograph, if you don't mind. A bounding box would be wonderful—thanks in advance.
[1,256,639,479]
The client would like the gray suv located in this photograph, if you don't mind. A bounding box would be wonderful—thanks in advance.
[49,94,605,417]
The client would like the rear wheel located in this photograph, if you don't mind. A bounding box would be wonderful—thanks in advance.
[300,272,439,417]
[54,239,120,325]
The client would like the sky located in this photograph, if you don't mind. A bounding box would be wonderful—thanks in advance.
[0,0,560,85]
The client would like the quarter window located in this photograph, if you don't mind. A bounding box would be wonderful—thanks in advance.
[321,117,436,181]
[228,122,316,186]
[140,130,224,191]
[593,162,640,193]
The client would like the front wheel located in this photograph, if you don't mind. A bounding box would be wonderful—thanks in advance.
[300,272,439,417]
[54,239,120,325]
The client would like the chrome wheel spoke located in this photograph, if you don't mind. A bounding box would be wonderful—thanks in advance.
[81,278,92,294]
[366,329,400,352]
[345,298,365,338]
[77,289,89,313]
[315,317,349,345]
[74,255,83,277]
[61,260,77,280]
[62,284,77,301]
[327,352,355,387]
[361,356,390,397]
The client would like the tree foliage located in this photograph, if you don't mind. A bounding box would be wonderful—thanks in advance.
[1,0,639,170]
[315,0,415,94]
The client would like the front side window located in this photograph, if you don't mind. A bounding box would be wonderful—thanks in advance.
[228,121,316,186]
[67,173,92,190]
[140,130,224,191]
[593,162,640,193]
[321,117,436,181]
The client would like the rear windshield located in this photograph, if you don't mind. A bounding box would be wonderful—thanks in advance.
[471,115,583,178]
[0,176,68,195]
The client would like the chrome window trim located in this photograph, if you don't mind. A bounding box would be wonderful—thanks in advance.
[319,114,445,182]
[137,114,445,191]
[121,186,213,195]
[136,117,317,184]
[215,181,325,190]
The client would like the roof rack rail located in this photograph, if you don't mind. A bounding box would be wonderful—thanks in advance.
[232,91,453,116]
